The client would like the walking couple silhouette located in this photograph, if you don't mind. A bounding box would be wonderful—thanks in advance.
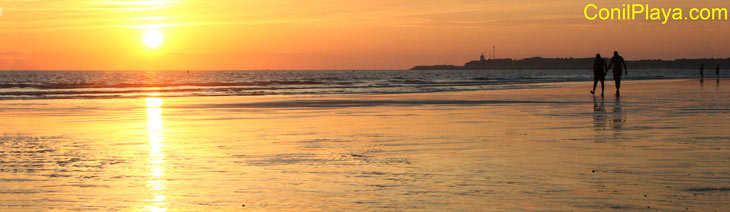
[591,51,628,96]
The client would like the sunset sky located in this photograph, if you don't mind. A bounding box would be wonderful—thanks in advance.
[0,0,728,70]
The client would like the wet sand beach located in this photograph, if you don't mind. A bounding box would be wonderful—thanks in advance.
[1,79,729,211]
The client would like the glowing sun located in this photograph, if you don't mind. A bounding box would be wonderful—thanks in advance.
[143,30,163,49]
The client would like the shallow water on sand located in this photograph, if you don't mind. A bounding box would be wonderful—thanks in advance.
[1,79,729,211]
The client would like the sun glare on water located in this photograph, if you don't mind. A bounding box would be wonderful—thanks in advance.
[143,29,164,49]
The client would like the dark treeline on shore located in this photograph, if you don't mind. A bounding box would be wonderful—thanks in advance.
[410,57,730,70]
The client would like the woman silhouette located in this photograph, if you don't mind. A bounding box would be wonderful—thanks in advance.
[591,54,608,96]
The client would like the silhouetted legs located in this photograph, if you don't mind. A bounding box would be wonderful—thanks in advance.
[614,75,621,96]
[591,79,604,96]
[591,80,597,94]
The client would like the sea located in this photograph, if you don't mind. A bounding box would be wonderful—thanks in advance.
[0,69,708,99]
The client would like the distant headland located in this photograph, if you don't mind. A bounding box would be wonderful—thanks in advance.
[410,54,730,70]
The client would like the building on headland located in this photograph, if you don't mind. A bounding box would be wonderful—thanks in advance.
[412,53,516,70]
[464,57,512,69]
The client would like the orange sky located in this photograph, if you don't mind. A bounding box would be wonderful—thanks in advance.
[0,0,728,70]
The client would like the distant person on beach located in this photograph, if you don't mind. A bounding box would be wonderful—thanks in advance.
[591,53,608,96]
[700,64,704,79]
[716,65,720,78]
[607,51,628,96]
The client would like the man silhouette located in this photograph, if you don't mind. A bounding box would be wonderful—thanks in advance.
[607,51,628,96]
[591,53,608,96]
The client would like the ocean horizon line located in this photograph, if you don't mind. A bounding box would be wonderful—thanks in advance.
[1,56,728,72]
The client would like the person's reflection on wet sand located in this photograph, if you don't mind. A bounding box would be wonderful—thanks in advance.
[700,78,705,90]
[717,78,720,90]
[611,97,626,129]
[593,96,607,130]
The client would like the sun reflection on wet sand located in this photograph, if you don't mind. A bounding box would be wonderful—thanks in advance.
[2,80,730,211]
[145,97,167,212]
